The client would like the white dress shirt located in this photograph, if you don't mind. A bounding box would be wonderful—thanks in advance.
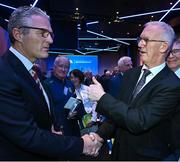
[175,68,180,79]
[137,62,166,92]
[9,46,50,113]
[75,84,97,122]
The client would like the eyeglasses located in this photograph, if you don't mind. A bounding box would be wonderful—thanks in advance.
[19,26,54,39]
[170,49,180,56]
[137,37,166,45]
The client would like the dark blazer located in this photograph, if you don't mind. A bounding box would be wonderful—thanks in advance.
[0,50,83,160]
[166,101,180,161]
[96,65,180,160]
[108,73,123,99]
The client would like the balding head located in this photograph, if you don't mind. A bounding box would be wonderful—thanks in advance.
[53,56,70,80]
[118,56,133,73]
[54,56,70,67]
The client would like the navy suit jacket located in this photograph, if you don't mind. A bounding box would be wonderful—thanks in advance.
[0,50,83,160]
[44,76,85,137]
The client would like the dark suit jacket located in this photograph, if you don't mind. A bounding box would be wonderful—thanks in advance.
[96,65,180,160]
[0,50,83,160]
[166,101,180,161]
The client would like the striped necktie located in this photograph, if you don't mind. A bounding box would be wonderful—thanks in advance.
[30,65,42,91]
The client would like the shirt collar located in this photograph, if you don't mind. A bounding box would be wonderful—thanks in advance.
[142,62,166,76]
[175,68,180,78]
[9,46,33,71]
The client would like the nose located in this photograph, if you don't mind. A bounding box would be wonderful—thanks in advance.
[168,52,174,58]
[138,39,145,48]
[47,34,53,44]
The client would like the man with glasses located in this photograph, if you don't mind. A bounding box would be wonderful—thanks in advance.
[88,21,180,160]
[166,38,180,161]
[167,38,180,78]
[0,6,100,160]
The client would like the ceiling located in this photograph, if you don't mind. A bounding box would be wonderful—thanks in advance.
[0,0,180,53]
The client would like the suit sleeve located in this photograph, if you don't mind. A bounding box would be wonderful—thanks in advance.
[0,74,83,159]
[96,119,116,140]
[171,104,180,158]
[96,83,180,134]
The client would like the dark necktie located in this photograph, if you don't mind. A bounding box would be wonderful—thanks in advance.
[132,69,151,100]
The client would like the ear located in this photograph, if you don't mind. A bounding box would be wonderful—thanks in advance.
[159,41,168,53]
[12,28,23,43]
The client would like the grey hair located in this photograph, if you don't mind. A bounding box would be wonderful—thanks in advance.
[8,6,50,44]
[144,21,175,52]
[118,56,132,67]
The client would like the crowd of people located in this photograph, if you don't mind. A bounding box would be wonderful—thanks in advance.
[0,5,179,161]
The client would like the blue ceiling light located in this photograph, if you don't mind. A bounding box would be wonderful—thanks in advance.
[0,3,16,10]
[78,38,137,41]
[118,7,180,20]
[83,46,121,55]
[31,0,39,8]
[86,21,99,25]
[159,0,180,21]
[86,30,130,45]
[78,27,130,45]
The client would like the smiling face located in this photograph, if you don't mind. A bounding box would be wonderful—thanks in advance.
[53,57,70,80]
[13,15,53,62]
[167,42,180,71]
[138,25,168,68]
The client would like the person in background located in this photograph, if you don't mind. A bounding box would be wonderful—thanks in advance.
[0,6,99,160]
[88,21,180,160]
[118,56,133,74]
[100,70,111,93]
[111,66,119,77]
[167,38,180,78]
[44,56,85,137]
[84,71,93,86]
[70,69,98,130]
[166,37,180,161]
[109,56,133,99]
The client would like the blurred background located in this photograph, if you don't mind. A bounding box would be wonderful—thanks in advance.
[0,0,180,74]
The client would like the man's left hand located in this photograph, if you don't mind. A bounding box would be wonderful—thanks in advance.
[88,77,105,101]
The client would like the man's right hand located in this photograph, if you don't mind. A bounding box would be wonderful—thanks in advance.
[81,134,102,156]
[89,132,104,143]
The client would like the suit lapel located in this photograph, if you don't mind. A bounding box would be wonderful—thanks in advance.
[5,51,50,113]
[126,67,142,104]
[131,65,170,104]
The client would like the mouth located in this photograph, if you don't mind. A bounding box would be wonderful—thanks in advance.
[167,59,176,63]
[138,49,146,55]
[43,47,49,52]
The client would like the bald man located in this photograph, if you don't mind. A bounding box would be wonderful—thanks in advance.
[44,56,85,138]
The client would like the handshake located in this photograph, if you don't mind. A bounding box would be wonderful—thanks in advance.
[82,132,104,156]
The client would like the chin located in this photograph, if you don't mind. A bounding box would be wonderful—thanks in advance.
[40,52,49,58]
